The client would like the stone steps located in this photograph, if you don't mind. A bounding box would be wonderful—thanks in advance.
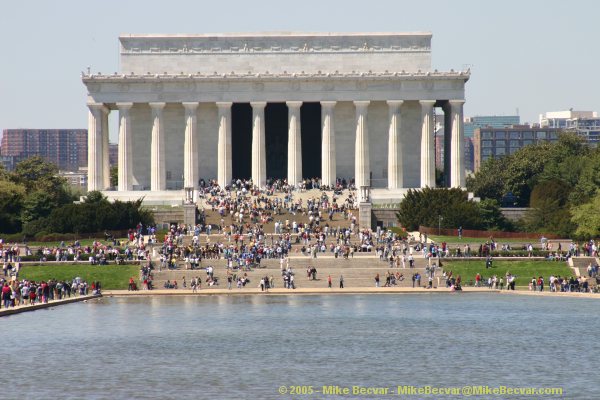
[160,254,428,270]
[150,257,435,289]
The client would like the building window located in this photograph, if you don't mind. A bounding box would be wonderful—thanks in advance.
[523,131,533,139]
[482,140,493,147]
[495,131,506,139]
[496,140,506,147]
[482,132,493,139]
[510,140,520,148]
[549,132,558,139]
[536,131,547,139]
[523,140,533,146]
[482,148,493,156]
[510,132,520,139]
[495,147,506,155]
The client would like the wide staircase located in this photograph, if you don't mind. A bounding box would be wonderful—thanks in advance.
[151,255,434,290]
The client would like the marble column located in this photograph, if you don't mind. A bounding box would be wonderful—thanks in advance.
[117,103,133,191]
[251,101,267,188]
[450,100,466,188]
[286,101,303,187]
[101,107,110,189]
[387,100,403,189]
[183,102,199,196]
[216,102,232,189]
[420,100,436,188]
[87,103,107,191]
[354,101,370,194]
[150,102,166,191]
[320,101,336,188]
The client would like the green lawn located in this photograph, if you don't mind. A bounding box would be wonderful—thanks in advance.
[18,264,140,290]
[442,260,574,287]
[426,234,545,245]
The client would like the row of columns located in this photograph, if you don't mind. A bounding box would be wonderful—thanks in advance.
[87,99,465,194]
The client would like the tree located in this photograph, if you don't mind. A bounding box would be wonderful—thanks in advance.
[524,180,575,237]
[435,168,445,187]
[468,133,588,207]
[11,156,61,191]
[476,198,511,231]
[0,164,9,181]
[110,165,118,188]
[0,180,26,233]
[11,156,74,208]
[42,195,154,234]
[571,190,600,239]
[21,190,59,225]
[396,187,483,231]
[84,190,109,204]
[466,156,509,202]
[569,149,600,205]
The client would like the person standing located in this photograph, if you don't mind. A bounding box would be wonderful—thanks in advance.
[375,273,380,288]
[328,274,332,288]
[339,274,344,289]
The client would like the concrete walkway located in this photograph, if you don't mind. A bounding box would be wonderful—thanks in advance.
[105,287,495,296]
[0,294,101,317]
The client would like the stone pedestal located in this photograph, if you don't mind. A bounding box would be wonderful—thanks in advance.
[359,202,373,230]
[183,204,197,226]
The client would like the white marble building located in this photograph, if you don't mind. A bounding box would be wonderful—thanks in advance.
[82,32,469,204]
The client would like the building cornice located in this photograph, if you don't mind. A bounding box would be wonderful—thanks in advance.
[82,70,470,84]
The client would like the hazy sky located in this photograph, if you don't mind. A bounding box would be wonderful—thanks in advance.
[1,0,598,141]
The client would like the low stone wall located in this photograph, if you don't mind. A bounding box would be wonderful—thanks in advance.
[419,226,561,239]
[500,207,530,222]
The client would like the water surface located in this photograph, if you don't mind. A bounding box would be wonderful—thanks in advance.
[4,293,596,399]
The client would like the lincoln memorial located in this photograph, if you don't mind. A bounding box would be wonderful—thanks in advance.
[82,32,469,204]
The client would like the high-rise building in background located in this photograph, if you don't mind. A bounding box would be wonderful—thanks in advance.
[539,110,600,145]
[464,115,520,138]
[473,125,561,171]
[0,129,88,171]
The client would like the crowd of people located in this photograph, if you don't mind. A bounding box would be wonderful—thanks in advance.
[154,181,368,275]
[1,277,99,310]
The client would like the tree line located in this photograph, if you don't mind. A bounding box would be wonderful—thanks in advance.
[0,156,153,237]
[398,133,600,239]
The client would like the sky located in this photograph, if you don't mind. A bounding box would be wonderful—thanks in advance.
[1,0,599,142]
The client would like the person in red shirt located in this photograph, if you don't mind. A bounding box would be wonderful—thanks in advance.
[2,283,12,308]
